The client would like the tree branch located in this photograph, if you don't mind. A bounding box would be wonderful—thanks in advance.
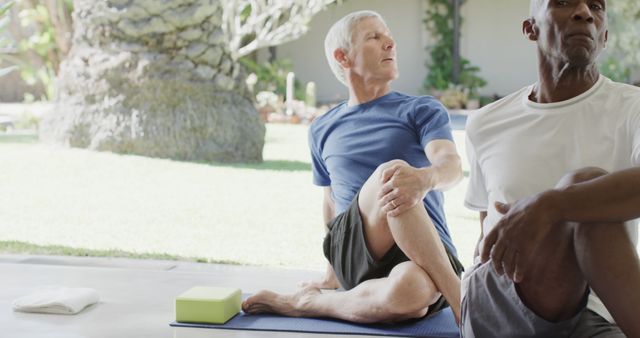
[222,0,336,60]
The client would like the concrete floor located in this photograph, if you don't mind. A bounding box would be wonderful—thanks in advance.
[0,255,411,338]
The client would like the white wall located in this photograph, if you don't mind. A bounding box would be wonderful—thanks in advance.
[461,0,537,96]
[275,0,428,103]
[274,0,537,103]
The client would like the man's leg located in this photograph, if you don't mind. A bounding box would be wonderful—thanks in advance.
[571,186,640,336]
[358,160,462,319]
[243,261,440,323]
[244,161,459,322]
[515,168,640,336]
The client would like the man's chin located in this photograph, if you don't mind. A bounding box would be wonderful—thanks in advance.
[564,47,599,67]
[374,70,398,83]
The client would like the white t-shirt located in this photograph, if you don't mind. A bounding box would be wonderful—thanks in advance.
[464,75,640,323]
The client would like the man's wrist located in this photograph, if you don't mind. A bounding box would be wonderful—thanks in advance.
[419,167,437,191]
[540,189,564,224]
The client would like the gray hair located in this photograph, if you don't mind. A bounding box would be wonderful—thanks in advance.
[324,10,385,86]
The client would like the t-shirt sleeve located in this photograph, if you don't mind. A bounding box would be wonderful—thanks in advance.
[464,131,489,211]
[413,98,454,148]
[308,126,331,186]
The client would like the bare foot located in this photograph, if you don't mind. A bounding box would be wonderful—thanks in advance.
[242,286,322,317]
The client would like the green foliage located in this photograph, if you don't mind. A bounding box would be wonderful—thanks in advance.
[599,2,640,84]
[18,2,67,100]
[0,133,38,143]
[423,0,486,99]
[239,3,252,21]
[239,57,305,100]
[4,0,73,101]
[14,111,40,130]
[225,159,310,172]
[0,1,12,17]
[0,1,17,78]
[423,0,454,91]
[600,57,631,83]
[458,59,486,97]
[479,95,497,107]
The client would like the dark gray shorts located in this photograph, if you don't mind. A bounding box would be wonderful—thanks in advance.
[570,310,625,338]
[323,192,464,315]
[461,262,624,337]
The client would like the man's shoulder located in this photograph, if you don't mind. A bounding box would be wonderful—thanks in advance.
[311,102,345,126]
[309,101,347,141]
[465,86,531,138]
[391,91,442,106]
[386,92,448,119]
[480,86,530,113]
[603,77,640,101]
[467,86,531,129]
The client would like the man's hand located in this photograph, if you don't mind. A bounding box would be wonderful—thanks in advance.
[480,191,561,283]
[377,160,433,217]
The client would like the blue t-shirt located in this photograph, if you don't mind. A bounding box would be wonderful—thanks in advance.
[308,91,457,256]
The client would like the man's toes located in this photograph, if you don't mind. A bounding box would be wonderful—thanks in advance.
[243,304,257,314]
[246,304,269,314]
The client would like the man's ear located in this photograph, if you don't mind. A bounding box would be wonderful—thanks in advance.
[523,18,538,41]
[334,49,350,68]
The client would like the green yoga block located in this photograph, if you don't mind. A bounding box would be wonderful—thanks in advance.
[175,286,242,324]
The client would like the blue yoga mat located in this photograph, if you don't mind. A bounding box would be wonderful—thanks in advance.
[170,307,460,337]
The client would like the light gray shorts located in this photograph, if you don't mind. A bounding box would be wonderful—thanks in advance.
[460,261,607,338]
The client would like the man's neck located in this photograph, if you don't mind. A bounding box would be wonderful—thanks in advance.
[531,55,600,104]
[347,77,392,106]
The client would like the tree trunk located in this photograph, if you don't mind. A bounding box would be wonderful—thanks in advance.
[40,0,265,163]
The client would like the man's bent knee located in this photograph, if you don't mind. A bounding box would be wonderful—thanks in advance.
[359,159,410,225]
[384,262,440,317]
[556,167,608,188]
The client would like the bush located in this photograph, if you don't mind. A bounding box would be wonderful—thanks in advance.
[240,57,305,101]
[422,0,487,107]
[0,1,17,78]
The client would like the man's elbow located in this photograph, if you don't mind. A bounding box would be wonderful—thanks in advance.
[449,154,464,183]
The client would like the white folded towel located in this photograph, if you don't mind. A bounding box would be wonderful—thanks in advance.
[12,286,100,315]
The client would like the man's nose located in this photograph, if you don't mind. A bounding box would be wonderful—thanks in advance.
[573,2,595,23]
[383,37,395,50]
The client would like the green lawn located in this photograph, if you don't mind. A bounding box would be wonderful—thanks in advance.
[0,124,479,270]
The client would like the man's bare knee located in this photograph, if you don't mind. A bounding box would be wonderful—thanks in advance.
[556,167,608,188]
[383,262,439,317]
[360,159,409,225]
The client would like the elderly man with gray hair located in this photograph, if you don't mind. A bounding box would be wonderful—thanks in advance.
[242,10,465,324]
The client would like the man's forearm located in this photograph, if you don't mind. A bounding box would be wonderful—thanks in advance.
[549,167,640,223]
[424,153,462,191]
